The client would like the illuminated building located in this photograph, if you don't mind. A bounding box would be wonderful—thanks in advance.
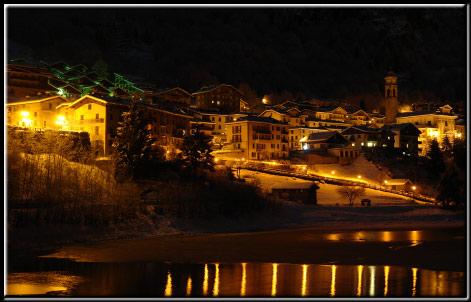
[6,95,70,130]
[225,116,289,160]
[396,105,459,156]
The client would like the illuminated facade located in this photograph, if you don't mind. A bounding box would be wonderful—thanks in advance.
[6,95,70,130]
[289,127,329,150]
[226,116,290,160]
[395,105,458,156]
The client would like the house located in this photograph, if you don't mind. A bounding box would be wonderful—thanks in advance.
[395,105,458,156]
[380,123,422,156]
[7,62,57,99]
[63,95,132,156]
[151,87,192,107]
[258,107,307,127]
[6,95,70,130]
[383,179,413,192]
[289,126,329,150]
[225,115,290,160]
[147,105,193,155]
[193,83,246,113]
[341,125,395,149]
[296,131,359,164]
[272,182,319,205]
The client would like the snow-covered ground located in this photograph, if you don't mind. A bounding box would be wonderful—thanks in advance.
[308,153,392,186]
[240,169,415,206]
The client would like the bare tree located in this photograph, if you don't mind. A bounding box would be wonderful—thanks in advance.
[336,186,365,206]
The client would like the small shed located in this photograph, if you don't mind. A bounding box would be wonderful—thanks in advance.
[272,182,319,205]
[384,179,413,191]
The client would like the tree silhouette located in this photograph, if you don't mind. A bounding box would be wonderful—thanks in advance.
[179,127,215,178]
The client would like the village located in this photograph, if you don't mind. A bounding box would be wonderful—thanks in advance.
[5,5,468,298]
[6,58,466,206]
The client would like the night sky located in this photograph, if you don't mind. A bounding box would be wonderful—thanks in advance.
[6,5,468,107]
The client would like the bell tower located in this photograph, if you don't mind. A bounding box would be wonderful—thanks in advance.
[384,71,398,124]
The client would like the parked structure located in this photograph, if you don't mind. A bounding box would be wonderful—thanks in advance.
[272,182,319,204]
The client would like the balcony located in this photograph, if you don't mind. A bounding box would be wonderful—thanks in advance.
[78,118,104,124]
[253,134,271,140]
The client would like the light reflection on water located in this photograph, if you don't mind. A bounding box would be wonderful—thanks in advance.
[7,262,464,297]
[323,229,451,244]
[7,271,83,296]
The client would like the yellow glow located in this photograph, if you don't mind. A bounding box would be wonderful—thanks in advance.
[214,157,218,162]
[271,263,278,297]
[384,266,390,296]
[21,111,29,117]
[213,263,219,297]
[7,284,67,295]
[412,267,418,297]
[241,263,247,297]
[369,266,376,296]
[384,180,388,184]
[330,265,336,297]
[164,270,172,297]
[331,171,335,175]
[262,98,268,104]
[357,265,363,296]
[57,115,65,121]
[357,175,362,179]
[203,264,208,296]
[301,264,308,296]
[327,233,340,241]
[21,117,32,127]
[299,136,307,142]
[381,231,392,242]
[412,186,416,190]
[302,166,306,170]
[242,157,245,161]
[166,150,170,154]
[186,276,192,296]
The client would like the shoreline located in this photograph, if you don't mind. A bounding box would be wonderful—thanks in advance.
[29,223,465,273]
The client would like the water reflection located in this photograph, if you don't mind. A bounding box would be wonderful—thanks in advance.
[202,263,208,296]
[357,265,363,296]
[164,270,172,297]
[240,263,246,296]
[384,266,390,296]
[271,263,278,296]
[301,264,308,296]
[212,263,219,297]
[330,265,336,296]
[186,275,192,296]
[369,266,376,296]
[7,262,465,297]
[412,267,418,297]
[322,229,448,244]
[7,271,83,296]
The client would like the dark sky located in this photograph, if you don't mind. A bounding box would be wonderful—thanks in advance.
[6,5,468,106]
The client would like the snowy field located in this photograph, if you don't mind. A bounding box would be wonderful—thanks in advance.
[240,169,415,206]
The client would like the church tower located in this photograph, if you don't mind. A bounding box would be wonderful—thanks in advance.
[384,71,398,124]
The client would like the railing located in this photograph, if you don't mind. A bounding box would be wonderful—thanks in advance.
[241,163,435,204]
[78,118,104,124]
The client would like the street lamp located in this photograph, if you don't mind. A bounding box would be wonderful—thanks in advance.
[357,175,362,179]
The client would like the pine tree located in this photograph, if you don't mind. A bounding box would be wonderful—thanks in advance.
[179,127,215,178]
[112,100,158,181]
[425,138,445,175]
